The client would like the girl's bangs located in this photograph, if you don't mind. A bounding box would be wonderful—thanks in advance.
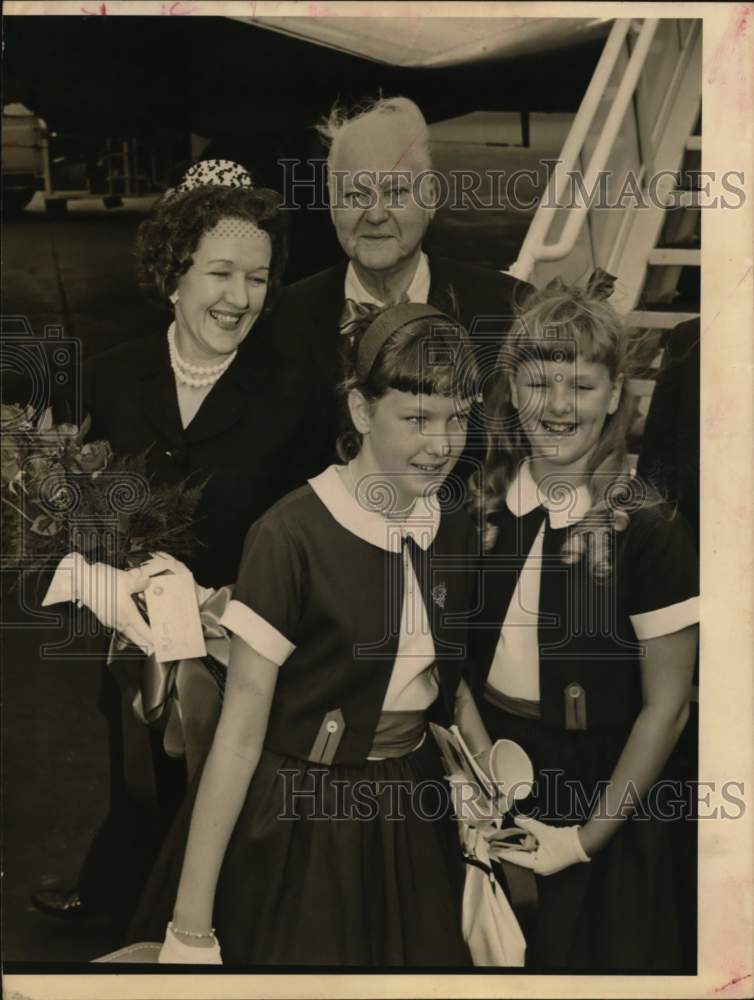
[384,330,479,399]
[390,370,468,398]
[510,305,619,371]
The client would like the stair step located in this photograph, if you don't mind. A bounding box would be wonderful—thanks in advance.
[647,248,701,267]
[657,239,702,250]
[628,310,699,329]
[685,135,702,151]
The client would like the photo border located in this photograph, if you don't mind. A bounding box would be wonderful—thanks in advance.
[3,2,752,998]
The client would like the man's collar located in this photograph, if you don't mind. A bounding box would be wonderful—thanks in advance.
[344,252,430,306]
[506,460,592,529]
[309,465,440,552]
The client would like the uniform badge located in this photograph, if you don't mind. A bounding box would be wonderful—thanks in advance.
[432,582,447,609]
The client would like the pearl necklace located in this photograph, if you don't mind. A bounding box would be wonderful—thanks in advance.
[167,323,237,388]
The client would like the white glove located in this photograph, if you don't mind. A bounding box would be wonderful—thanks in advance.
[501,815,591,876]
[158,923,222,965]
[140,551,217,606]
[42,552,154,654]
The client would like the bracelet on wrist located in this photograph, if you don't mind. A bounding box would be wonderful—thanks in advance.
[168,920,217,941]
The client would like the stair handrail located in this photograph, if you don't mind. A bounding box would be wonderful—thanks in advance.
[510,18,660,282]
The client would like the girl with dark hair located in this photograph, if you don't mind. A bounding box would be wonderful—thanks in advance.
[468,280,699,971]
[129,302,499,966]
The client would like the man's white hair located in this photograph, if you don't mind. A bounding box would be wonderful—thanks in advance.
[316,95,433,174]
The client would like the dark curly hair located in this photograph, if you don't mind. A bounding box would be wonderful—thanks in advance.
[135,185,288,317]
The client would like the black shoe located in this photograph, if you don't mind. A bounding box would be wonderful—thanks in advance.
[31,886,112,923]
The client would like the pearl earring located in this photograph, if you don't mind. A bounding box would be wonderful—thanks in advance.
[170,291,179,305]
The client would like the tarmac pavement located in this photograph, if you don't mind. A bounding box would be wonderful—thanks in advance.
[2,196,163,964]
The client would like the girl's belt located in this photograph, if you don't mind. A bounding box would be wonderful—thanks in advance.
[484,683,541,720]
[368,710,427,759]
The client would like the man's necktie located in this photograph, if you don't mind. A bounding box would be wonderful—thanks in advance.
[338,294,411,340]
[338,299,380,339]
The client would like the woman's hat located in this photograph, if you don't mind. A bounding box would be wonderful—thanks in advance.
[170,159,254,196]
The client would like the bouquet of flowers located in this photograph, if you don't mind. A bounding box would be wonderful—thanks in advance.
[2,402,224,779]
[1,403,203,577]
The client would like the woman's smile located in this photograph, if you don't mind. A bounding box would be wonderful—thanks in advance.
[207,307,248,331]
[410,460,450,473]
[540,419,578,435]
[173,229,272,365]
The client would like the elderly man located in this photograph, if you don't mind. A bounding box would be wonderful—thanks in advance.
[266,96,531,475]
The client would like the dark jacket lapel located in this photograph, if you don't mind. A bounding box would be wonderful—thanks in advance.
[132,328,273,448]
[470,506,547,695]
[427,255,459,316]
[319,260,349,343]
[308,260,349,375]
[182,335,274,445]
[273,260,348,365]
[136,335,184,450]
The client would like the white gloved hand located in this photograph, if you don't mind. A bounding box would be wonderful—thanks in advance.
[141,551,216,606]
[500,815,591,876]
[158,923,222,965]
[42,552,154,654]
[139,552,192,578]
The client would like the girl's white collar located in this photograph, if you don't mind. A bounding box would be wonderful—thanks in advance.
[506,460,592,529]
[309,465,440,552]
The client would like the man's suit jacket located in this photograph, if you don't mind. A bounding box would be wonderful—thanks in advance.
[81,327,331,588]
[263,254,532,481]
[637,318,700,544]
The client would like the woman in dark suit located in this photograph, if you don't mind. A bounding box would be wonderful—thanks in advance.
[33,160,331,932]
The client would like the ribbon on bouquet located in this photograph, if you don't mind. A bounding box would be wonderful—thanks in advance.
[449,782,539,966]
[453,818,532,967]
[441,736,538,967]
[108,585,233,781]
[460,822,539,941]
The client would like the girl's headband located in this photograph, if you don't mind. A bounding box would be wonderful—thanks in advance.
[354,302,451,381]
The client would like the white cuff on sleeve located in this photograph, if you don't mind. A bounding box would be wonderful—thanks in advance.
[630,596,699,640]
[41,552,86,606]
[219,599,295,666]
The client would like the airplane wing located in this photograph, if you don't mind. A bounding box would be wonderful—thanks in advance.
[232,14,612,68]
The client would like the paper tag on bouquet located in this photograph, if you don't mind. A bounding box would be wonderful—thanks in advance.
[144,573,206,663]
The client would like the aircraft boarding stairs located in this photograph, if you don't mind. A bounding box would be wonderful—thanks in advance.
[509,18,702,467]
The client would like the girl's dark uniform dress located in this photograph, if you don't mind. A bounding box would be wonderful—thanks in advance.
[471,461,699,972]
[129,466,472,967]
